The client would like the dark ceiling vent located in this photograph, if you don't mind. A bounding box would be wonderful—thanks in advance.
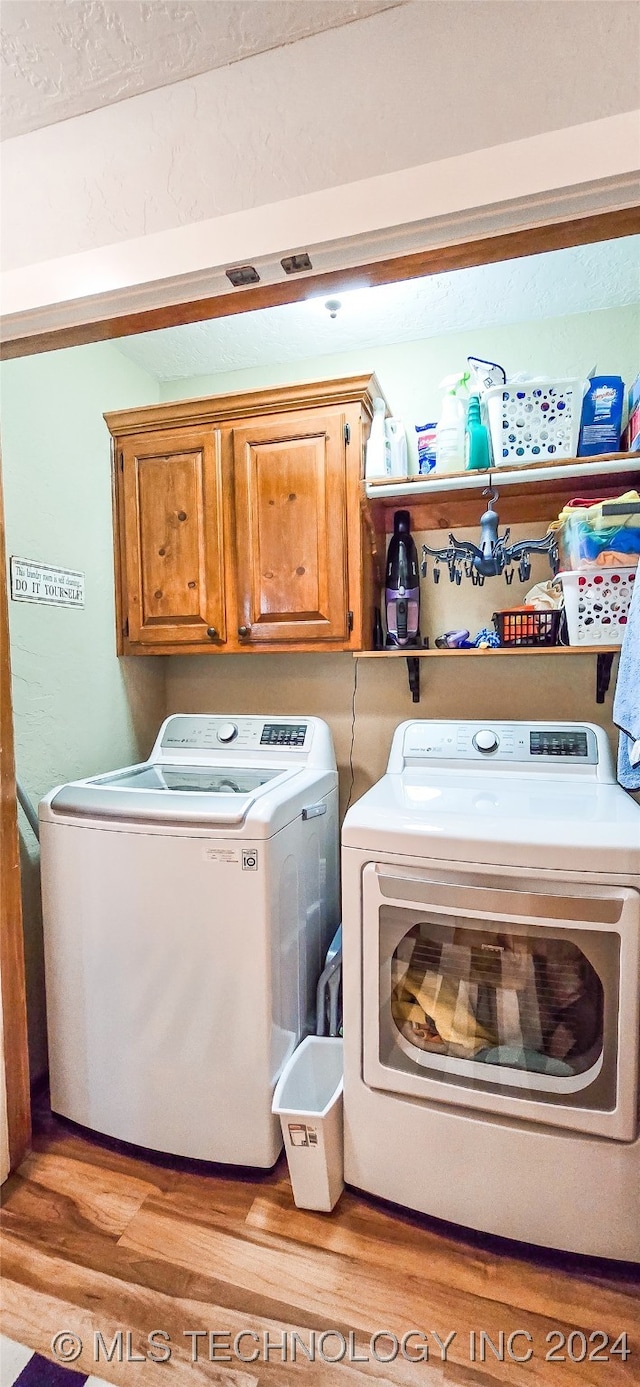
[225,265,260,287]
[281,252,312,275]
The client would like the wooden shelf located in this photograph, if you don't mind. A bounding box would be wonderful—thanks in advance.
[365,453,640,530]
[366,452,638,498]
[355,643,619,704]
[354,645,620,658]
[362,457,631,701]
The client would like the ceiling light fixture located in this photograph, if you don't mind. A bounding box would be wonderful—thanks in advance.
[324,298,342,319]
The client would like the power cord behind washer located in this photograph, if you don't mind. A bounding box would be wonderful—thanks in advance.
[345,658,359,814]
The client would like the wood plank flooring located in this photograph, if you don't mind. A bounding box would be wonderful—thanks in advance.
[1,1099,639,1386]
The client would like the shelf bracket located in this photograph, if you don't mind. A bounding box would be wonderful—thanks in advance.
[596,651,615,705]
[406,656,420,703]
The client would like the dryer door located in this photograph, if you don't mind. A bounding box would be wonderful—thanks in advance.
[362,863,640,1140]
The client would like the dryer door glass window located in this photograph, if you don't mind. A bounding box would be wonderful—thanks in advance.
[367,873,638,1119]
[390,918,607,1095]
[362,866,640,1138]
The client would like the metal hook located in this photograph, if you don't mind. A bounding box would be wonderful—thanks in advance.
[482,476,499,508]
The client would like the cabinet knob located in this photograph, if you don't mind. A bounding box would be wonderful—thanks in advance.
[206,627,218,640]
[238,625,250,638]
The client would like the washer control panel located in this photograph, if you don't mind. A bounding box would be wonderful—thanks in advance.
[160,716,310,753]
[260,723,307,747]
[400,721,598,766]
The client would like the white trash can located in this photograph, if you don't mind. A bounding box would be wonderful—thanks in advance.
[272,1036,343,1212]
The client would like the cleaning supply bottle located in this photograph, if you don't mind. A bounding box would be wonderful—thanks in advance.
[365,397,391,478]
[465,393,491,471]
[385,418,408,478]
[435,373,469,474]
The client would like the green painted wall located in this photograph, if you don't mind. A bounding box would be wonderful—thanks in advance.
[1,342,165,1079]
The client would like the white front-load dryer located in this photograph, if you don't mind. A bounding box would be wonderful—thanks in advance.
[342,720,640,1259]
[40,715,339,1167]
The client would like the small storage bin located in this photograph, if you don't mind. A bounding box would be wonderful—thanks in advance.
[486,379,584,466]
[558,566,637,646]
[272,1036,343,1212]
[494,608,561,647]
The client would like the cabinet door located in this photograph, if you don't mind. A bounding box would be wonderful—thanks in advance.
[232,412,349,644]
[119,427,225,647]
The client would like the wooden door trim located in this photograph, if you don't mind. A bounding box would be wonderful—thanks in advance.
[4,207,639,362]
[0,461,31,1171]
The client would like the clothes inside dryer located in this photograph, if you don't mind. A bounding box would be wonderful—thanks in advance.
[391,920,604,1080]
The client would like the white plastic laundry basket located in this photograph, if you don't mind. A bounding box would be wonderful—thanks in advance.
[486,379,584,466]
[272,1036,343,1212]
[559,566,636,646]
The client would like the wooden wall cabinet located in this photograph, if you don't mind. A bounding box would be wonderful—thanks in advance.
[118,426,226,648]
[106,375,383,655]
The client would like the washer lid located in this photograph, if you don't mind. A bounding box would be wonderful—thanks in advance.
[342,769,640,873]
[50,762,293,825]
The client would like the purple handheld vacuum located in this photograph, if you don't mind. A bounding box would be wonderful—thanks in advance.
[385,510,420,647]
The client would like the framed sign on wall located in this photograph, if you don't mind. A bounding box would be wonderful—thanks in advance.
[9,557,85,608]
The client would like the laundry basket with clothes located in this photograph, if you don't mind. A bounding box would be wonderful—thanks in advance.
[550,490,640,571]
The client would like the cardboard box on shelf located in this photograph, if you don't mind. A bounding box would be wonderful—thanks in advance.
[621,401,640,453]
[627,372,640,418]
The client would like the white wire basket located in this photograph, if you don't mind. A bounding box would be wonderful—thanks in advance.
[486,379,584,466]
[558,566,636,646]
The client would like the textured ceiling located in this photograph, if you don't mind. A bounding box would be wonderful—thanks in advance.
[1,0,403,139]
[114,238,640,382]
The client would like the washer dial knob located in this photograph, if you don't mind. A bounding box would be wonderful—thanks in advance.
[217,722,238,743]
[473,729,499,753]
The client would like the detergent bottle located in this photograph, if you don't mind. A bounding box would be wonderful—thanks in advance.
[435,372,470,474]
[465,393,492,471]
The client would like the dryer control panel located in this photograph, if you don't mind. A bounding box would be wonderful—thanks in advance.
[391,720,611,776]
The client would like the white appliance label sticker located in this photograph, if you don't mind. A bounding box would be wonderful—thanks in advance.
[288,1124,318,1147]
[10,557,85,608]
[242,850,258,870]
[202,847,239,864]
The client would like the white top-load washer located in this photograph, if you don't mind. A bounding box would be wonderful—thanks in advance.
[40,714,339,1167]
[342,720,640,1259]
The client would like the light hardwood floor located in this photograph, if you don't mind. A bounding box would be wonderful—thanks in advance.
[1,1100,638,1386]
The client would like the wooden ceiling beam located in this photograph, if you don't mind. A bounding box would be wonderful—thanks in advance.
[2,206,638,361]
